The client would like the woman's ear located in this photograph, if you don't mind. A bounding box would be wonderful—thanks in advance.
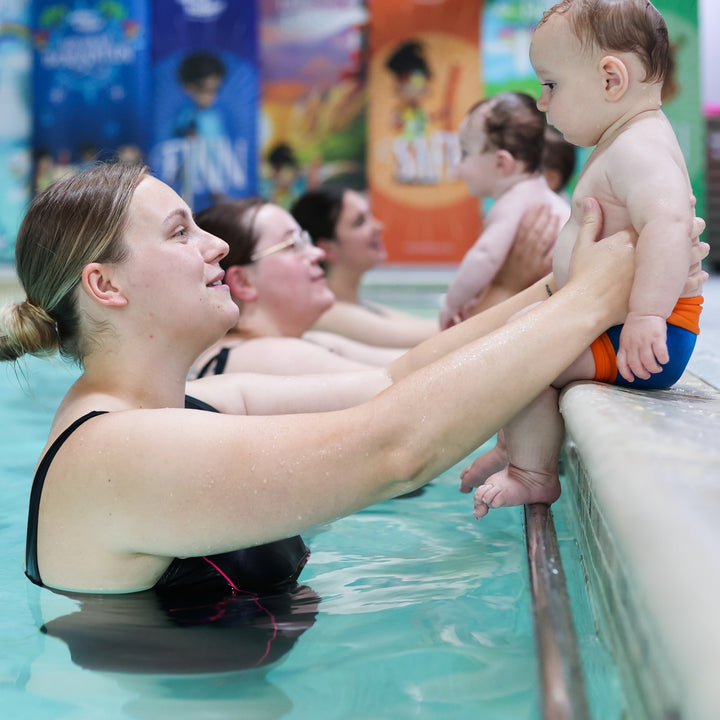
[599,54,629,101]
[224,265,258,302]
[315,238,339,263]
[81,263,128,307]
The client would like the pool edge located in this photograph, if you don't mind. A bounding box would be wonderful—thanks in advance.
[560,374,720,720]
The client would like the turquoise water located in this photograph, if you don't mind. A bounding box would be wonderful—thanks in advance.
[0,355,622,719]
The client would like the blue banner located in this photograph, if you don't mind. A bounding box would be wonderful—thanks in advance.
[149,0,259,212]
[0,3,32,264]
[32,0,151,190]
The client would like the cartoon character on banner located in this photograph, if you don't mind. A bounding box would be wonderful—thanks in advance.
[385,40,458,185]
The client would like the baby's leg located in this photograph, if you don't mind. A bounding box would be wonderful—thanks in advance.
[473,387,562,518]
[459,430,507,493]
[473,347,596,518]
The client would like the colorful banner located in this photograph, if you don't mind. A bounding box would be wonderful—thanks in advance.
[482,0,551,97]
[149,0,258,212]
[368,0,482,264]
[31,0,150,191]
[0,3,32,264]
[654,0,704,219]
[259,0,367,209]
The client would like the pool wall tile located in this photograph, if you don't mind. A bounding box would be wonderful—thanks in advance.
[560,373,720,720]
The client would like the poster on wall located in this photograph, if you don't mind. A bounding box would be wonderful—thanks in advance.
[149,0,258,213]
[31,0,150,192]
[653,0,704,218]
[368,0,482,264]
[482,0,550,97]
[0,1,32,264]
[259,0,367,209]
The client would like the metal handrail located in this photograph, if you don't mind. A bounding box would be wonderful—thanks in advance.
[525,503,590,720]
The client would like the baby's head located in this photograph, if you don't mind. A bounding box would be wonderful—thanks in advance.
[530,0,669,146]
[457,92,545,198]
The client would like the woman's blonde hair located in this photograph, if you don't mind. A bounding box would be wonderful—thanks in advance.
[0,162,147,364]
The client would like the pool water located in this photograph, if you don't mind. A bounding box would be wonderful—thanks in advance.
[0,355,623,719]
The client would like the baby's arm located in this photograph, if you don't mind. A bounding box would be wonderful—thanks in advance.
[441,214,518,329]
[610,137,693,381]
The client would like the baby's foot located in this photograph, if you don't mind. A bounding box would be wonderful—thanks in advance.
[459,431,507,493]
[473,464,561,519]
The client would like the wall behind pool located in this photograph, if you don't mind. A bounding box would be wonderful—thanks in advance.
[0,0,705,267]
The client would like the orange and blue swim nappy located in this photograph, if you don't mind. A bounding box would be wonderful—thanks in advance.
[590,295,702,389]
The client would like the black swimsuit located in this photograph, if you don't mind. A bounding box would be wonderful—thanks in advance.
[25,395,309,595]
[196,347,230,378]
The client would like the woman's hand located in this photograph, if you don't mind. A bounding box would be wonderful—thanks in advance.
[467,205,559,315]
[496,205,558,294]
[683,215,709,297]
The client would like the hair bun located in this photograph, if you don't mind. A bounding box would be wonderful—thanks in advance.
[0,299,59,361]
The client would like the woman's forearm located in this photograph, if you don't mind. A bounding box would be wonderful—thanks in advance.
[369,276,618,496]
[388,274,554,382]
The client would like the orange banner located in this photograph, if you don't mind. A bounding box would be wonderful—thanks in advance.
[368,0,482,263]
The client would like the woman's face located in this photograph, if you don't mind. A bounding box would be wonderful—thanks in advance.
[248,204,334,335]
[118,175,238,351]
[331,191,386,272]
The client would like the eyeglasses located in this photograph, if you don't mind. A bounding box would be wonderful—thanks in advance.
[250,229,313,262]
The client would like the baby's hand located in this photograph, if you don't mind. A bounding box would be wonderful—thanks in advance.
[616,313,668,382]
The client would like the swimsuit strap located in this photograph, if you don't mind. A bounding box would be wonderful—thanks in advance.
[195,347,231,378]
[25,411,108,586]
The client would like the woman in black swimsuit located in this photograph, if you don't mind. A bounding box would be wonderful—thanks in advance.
[0,162,703,597]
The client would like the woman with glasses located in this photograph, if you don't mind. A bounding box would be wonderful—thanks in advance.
[290,187,561,348]
[2,163,707,596]
[191,197,406,379]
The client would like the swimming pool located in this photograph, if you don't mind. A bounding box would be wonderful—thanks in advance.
[0,354,624,719]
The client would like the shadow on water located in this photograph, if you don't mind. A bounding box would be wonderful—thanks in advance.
[41,582,319,675]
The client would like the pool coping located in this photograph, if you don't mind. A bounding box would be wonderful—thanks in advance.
[560,373,720,720]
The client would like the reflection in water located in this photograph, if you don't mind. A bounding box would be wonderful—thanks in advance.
[41,583,319,675]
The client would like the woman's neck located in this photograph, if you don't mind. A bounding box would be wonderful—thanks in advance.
[78,345,191,410]
[325,264,364,304]
[236,305,305,339]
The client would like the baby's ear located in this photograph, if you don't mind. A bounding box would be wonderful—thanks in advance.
[494,149,517,175]
[599,54,629,101]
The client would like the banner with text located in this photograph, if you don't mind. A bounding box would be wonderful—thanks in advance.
[149,0,259,212]
[368,0,482,263]
[32,0,150,190]
[259,0,367,209]
[0,1,32,263]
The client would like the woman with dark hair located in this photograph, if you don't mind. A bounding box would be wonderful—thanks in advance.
[291,186,560,347]
[191,197,404,378]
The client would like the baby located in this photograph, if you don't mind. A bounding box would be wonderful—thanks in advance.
[465,0,702,515]
[440,92,570,329]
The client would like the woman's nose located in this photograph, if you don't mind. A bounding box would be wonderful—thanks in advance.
[309,243,326,263]
[203,230,229,263]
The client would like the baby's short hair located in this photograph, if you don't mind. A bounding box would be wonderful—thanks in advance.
[541,0,670,85]
[466,92,546,173]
